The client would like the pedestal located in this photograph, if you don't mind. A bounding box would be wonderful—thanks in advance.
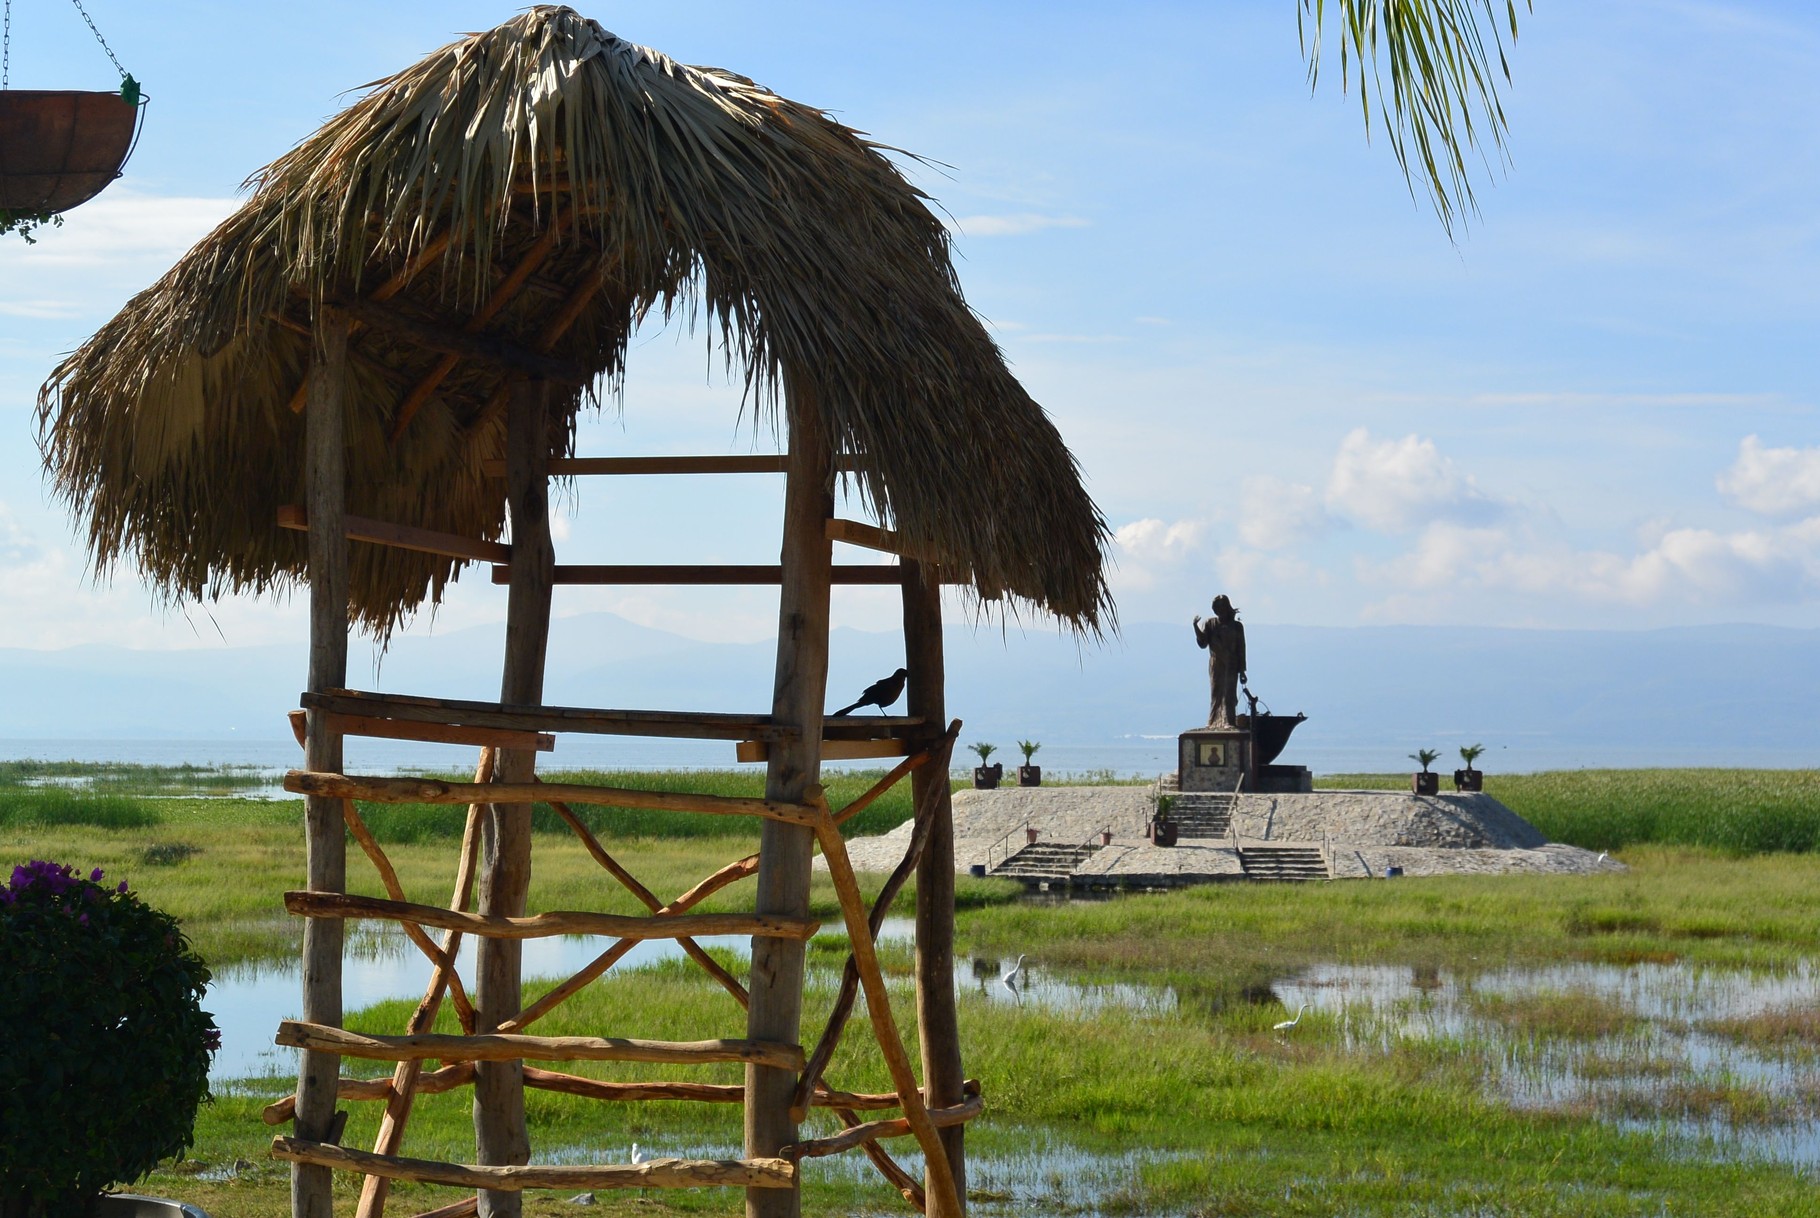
[1178,727,1251,793]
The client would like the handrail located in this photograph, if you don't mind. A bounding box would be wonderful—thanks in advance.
[984,823,1031,874]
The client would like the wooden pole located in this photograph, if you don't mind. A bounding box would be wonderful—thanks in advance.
[474,380,555,1218]
[746,377,833,1218]
[904,560,967,1213]
[294,304,349,1218]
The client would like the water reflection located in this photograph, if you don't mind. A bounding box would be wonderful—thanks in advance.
[209,917,919,1081]
[1274,960,1820,1168]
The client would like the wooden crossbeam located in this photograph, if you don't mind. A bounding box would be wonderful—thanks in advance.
[388,207,574,442]
[262,1063,476,1125]
[274,1021,806,1070]
[516,1068,931,1111]
[334,805,475,1029]
[355,753,491,1218]
[334,297,589,383]
[284,771,818,825]
[478,455,863,476]
[825,518,947,565]
[278,505,511,566]
[793,733,956,1122]
[499,853,759,1034]
[490,564,965,586]
[283,891,820,942]
[270,1138,797,1191]
[783,1094,984,1161]
[735,739,911,764]
[285,231,455,413]
[313,711,553,753]
[301,689,797,743]
[812,798,965,1217]
[540,796,749,1008]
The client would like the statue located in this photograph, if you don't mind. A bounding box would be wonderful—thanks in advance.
[1193,594,1246,728]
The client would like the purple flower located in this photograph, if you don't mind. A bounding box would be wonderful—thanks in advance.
[89,867,105,882]
[116,881,129,894]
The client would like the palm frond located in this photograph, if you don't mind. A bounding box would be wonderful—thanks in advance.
[1300,0,1529,235]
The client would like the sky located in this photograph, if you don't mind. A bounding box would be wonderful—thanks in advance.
[3,0,1820,658]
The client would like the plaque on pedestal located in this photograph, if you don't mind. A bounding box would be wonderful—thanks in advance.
[1179,727,1251,793]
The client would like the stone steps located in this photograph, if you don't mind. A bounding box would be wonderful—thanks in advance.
[991,841,1103,881]
[1237,844,1328,882]
[1168,792,1236,839]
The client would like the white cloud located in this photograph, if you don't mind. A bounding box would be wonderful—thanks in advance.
[1363,515,1820,612]
[0,190,236,270]
[949,213,1089,238]
[1717,435,1820,517]
[1324,428,1504,533]
[1237,476,1326,549]
[1114,517,1204,563]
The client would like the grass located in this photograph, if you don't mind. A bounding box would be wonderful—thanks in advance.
[1321,768,1820,855]
[12,764,1820,1215]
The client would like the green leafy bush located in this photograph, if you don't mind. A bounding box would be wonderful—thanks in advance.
[0,862,218,1217]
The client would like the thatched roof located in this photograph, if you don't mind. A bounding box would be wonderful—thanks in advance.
[37,6,1111,638]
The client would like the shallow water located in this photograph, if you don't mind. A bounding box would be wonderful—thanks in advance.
[210,929,1820,1174]
[1275,960,1820,1170]
[209,917,934,1080]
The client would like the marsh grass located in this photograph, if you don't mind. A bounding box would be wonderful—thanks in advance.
[1705,1006,1820,1052]
[15,764,1820,1215]
[1322,768,1820,855]
[1466,988,1645,1040]
[158,960,1820,1218]
[0,785,161,829]
[0,758,273,794]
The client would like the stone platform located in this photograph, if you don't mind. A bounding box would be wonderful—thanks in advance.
[829,785,1622,885]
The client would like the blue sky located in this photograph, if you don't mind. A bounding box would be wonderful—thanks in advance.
[2,1,1819,655]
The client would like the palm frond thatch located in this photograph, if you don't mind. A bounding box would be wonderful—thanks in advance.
[37,6,1112,638]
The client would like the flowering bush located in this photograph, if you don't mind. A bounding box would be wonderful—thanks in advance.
[0,861,218,1218]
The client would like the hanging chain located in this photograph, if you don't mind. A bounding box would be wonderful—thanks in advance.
[3,0,12,90]
[68,0,128,81]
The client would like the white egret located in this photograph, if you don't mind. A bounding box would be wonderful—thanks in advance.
[1273,1003,1309,1033]
[1001,954,1027,986]
[630,1143,648,1165]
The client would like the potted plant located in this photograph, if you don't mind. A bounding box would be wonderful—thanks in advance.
[1454,742,1486,792]
[0,861,219,1218]
[1409,749,1440,796]
[1147,793,1178,847]
[969,742,1003,790]
[1016,740,1042,787]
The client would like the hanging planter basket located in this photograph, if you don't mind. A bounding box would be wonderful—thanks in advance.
[0,88,139,214]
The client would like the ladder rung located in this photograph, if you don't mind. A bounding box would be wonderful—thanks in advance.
[275,1021,805,1071]
[270,1136,796,1191]
[282,890,820,943]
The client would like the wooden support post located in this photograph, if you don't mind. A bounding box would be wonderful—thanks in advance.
[904,560,966,1214]
[746,379,833,1218]
[474,381,555,1218]
[294,305,349,1218]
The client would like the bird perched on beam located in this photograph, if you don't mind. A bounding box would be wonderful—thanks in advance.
[832,667,907,716]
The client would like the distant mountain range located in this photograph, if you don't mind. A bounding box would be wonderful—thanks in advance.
[3,615,1816,772]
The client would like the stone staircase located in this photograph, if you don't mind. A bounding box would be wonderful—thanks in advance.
[1237,843,1329,882]
[1168,792,1237,839]
[991,840,1105,882]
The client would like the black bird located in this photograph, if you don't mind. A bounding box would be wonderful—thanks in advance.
[832,668,908,716]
